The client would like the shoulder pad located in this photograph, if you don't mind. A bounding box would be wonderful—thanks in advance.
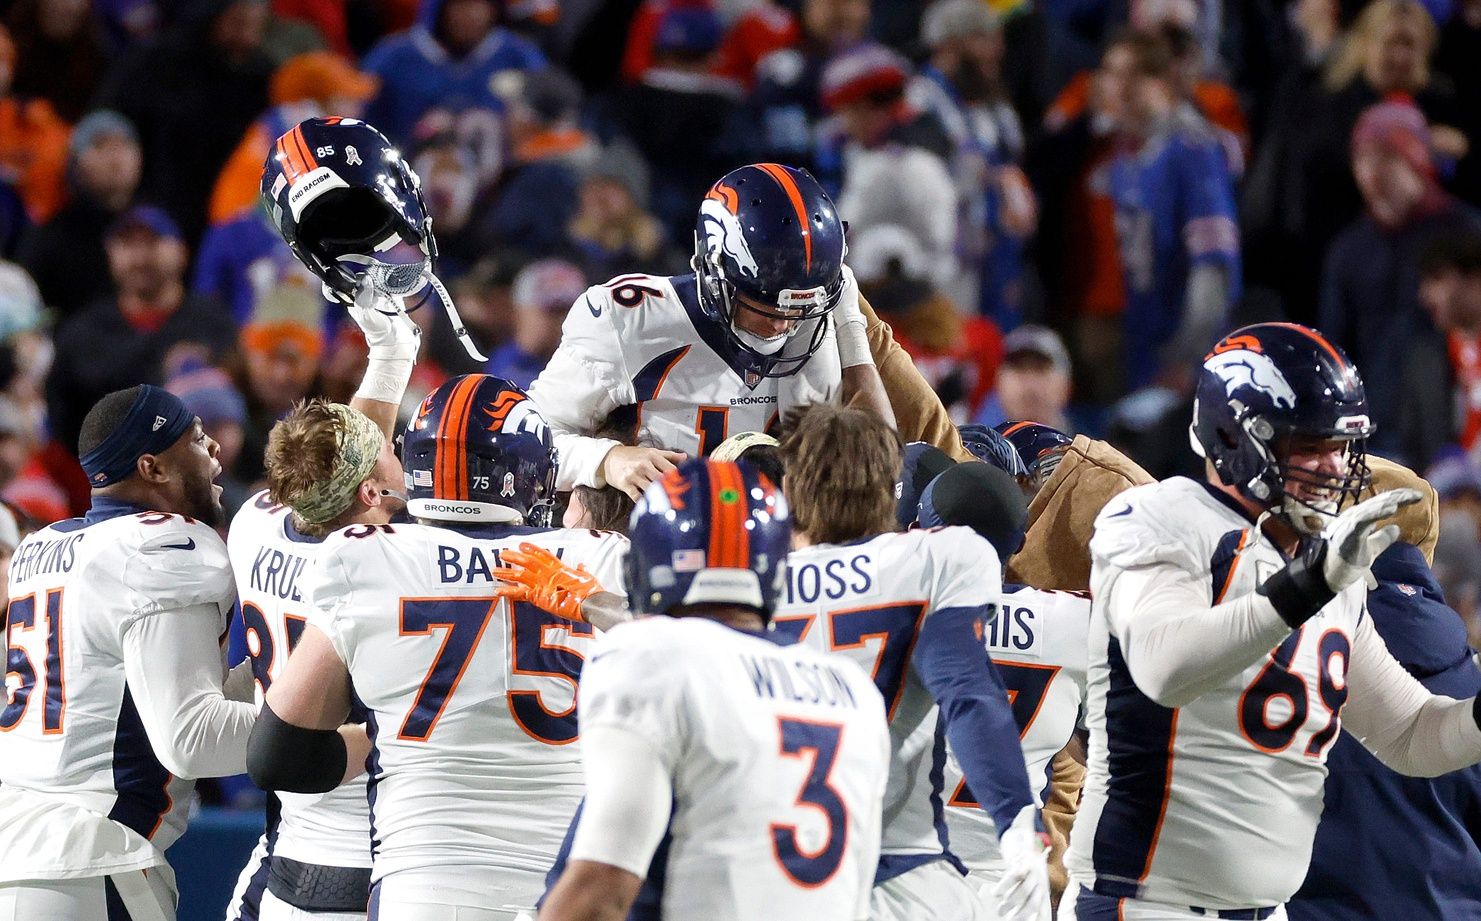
[1089,479,1209,572]
[123,514,233,614]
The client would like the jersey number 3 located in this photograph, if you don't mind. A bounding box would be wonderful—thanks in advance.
[771,717,847,889]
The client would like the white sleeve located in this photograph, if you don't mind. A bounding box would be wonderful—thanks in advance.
[1342,610,1481,777]
[1103,563,1294,708]
[568,723,674,877]
[526,288,634,491]
[119,603,257,779]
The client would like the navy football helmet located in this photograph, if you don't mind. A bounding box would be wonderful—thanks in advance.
[691,163,847,378]
[1191,323,1373,533]
[959,423,1029,481]
[261,117,435,304]
[996,421,1073,491]
[625,459,791,621]
[401,375,558,526]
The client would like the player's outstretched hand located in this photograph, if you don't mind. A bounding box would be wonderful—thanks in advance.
[347,280,420,362]
[993,806,1052,921]
[1322,487,1423,591]
[493,542,603,623]
[602,445,686,500]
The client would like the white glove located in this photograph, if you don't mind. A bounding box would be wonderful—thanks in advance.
[833,264,872,369]
[1321,487,1423,591]
[223,658,257,704]
[347,281,420,405]
[992,805,1052,921]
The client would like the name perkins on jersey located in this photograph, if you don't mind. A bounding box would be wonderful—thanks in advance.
[9,532,84,581]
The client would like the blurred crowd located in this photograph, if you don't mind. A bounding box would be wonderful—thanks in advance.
[3,0,1481,648]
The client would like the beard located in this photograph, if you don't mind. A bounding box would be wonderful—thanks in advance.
[182,473,225,528]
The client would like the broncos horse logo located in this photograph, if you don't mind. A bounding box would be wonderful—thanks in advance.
[482,391,551,444]
[699,186,760,279]
[1204,349,1298,409]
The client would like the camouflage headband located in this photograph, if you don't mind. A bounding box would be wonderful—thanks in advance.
[290,404,384,525]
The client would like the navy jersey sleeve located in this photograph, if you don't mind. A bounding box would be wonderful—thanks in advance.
[1177,137,1239,269]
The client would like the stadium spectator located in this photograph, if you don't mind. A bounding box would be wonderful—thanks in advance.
[973,324,1074,434]
[17,110,140,319]
[233,296,323,482]
[1321,98,1481,457]
[566,143,672,282]
[820,44,957,293]
[5,0,109,122]
[207,51,379,226]
[1398,230,1481,467]
[1245,0,1460,324]
[850,223,1000,421]
[486,257,587,389]
[611,6,744,246]
[166,363,251,515]
[743,0,872,170]
[360,0,546,146]
[95,0,274,246]
[478,67,597,261]
[1105,29,1239,391]
[418,255,517,378]
[192,208,328,328]
[45,206,234,455]
[0,25,69,225]
[911,0,1037,327]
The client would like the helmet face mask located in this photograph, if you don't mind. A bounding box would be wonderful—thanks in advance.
[691,164,847,379]
[1192,324,1374,535]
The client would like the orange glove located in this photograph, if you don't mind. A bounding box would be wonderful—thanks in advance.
[493,542,603,623]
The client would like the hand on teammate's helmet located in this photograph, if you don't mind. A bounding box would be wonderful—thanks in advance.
[993,805,1052,921]
[347,281,421,362]
[492,542,603,623]
[1321,487,1423,592]
[602,445,687,500]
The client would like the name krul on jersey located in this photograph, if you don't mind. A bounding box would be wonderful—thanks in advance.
[743,653,862,711]
[784,551,878,605]
[249,546,311,602]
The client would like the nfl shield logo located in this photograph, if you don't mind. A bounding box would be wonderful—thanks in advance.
[1397,583,1417,596]
[744,369,761,389]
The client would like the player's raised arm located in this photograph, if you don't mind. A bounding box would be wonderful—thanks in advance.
[834,266,897,428]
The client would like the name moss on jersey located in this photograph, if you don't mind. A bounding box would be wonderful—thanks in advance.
[0,510,233,879]
[304,521,627,895]
[945,584,1089,879]
[527,273,839,489]
[1068,477,1366,910]
[772,527,999,861]
[580,616,889,921]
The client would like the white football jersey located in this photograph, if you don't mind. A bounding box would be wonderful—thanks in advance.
[945,584,1090,878]
[304,520,628,904]
[0,506,234,879]
[227,490,371,870]
[578,616,889,921]
[527,273,841,490]
[773,527,1002,869]
[1067,477,1367,909]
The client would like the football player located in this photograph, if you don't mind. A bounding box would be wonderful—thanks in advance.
[225,114,426,921]
[995,422,1073,494]
[773,405,1051,921]
[1066,323,1481,920]
[527,162,893,500]
[917,462,1090,909]
[247,375,628,921]
[538,459,891,921]
[0,386,256,920]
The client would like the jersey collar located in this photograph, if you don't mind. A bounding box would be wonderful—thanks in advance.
[83,496,152,525]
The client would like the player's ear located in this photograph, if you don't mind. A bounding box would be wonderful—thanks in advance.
[134,452,169,485]
[357,479,381,510]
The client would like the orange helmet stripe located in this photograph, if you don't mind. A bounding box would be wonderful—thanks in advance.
[1265,322,1347,369]
[434,376,482,502]
[707,461,750,569]
[755,163,812,271]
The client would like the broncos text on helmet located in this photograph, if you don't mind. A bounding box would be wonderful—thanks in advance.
[1191,322,1373,534]
[692,163,847,379]
[401,374,559,527]
[625,459,791,621]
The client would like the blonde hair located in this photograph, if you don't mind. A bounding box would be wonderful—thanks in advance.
[265,399,364,537]
[780,405,902,544]
[1324,0,1436,92]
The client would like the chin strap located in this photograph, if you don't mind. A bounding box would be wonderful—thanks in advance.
[425,271,487,362]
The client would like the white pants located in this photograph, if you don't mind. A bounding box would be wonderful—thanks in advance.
[0,869,175,921]
[1062,885,1289,921]
[871,861,990,921]
[260,890,365,921]
[368,869,541,921]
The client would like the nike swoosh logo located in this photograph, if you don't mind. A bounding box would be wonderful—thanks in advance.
[585,296,601,318]
[159,538,196,551]
[1107,506,1133,518]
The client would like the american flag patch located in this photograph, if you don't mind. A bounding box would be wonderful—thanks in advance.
[1397,583,1417,596]
[672,549,705,572]
[413,469,433,487]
